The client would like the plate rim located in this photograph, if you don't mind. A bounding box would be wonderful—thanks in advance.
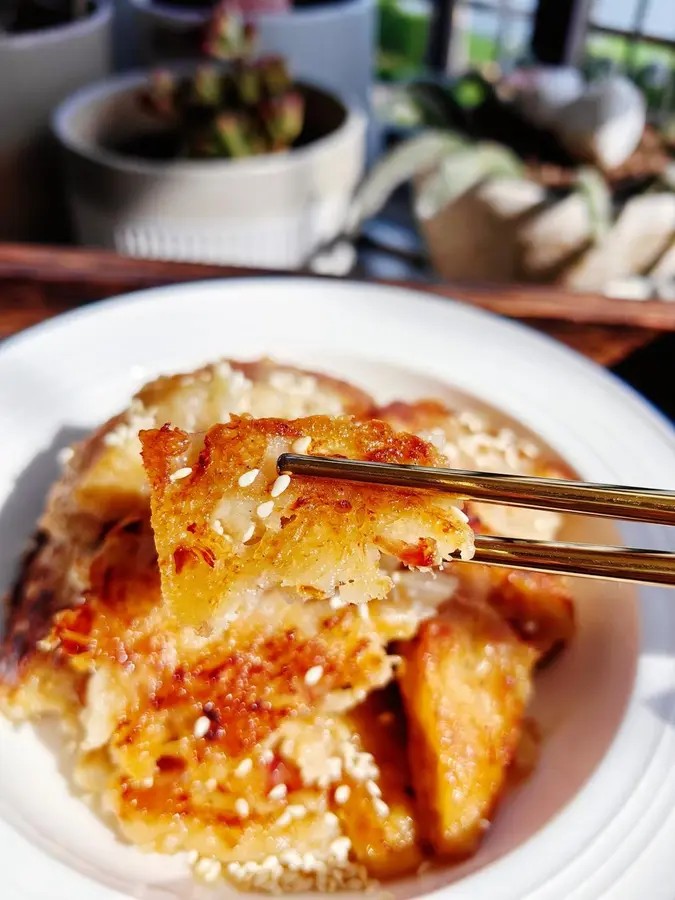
[1,276,675,900]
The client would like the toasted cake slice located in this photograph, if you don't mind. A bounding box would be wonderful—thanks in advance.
[0,361,374,683]
[140,416,474,627]
[450,563,575,663]
[397,596,537,859]
[70,359,374,527]
[34,520,437,887]
[378,399,572,541]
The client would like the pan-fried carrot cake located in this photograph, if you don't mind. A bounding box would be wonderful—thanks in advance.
[0,359,574,892]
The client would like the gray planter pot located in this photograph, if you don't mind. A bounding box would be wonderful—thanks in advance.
[53,69,366,269]
[129,0,374,114]
[0,0,113,242]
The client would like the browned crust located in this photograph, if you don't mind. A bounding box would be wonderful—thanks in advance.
[140,416,471,625]
[0,360,376,684]
[137,359,375,420]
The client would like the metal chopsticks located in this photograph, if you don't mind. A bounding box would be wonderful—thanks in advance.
[277,454,675,586]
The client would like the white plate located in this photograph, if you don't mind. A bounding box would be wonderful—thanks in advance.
[1,278,675,900]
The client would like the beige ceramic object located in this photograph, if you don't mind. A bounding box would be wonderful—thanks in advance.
[562,193,675,292]
[518,193,595,283]
[418,176,546,285]
[0,0,112,242]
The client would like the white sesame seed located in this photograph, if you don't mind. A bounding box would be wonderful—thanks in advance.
[268,783,287,801]
[238,468,259,487]
[259,748,274,764]
[205,778,217,791]
[358,603,370,621]
[235,798,250,818]
[264,855,282,873]
[302,852,318,873]
[276,810,292,827]
[257,500,274,519]
[195,857,221,882]
[141,776,154,788]
[292,436,312,454]
[271,474,291,498]
[326,756,343,781]
[324,811,340,828]
[286,804,307,819]
[329,593,346,609]
[365,779,381,798]
[57,446,75,465]
[304,665,324,686]
[373,798,390,818]
[334,784,351,805]
[235,758,253,777]
[454,507,470,523]
[242,523,255,542]
[212,519,224,535]
[193,715,211,739]
[280,849,303,869]
[170,466,192,482]
[329,837,352,862]
[479,817,491,830]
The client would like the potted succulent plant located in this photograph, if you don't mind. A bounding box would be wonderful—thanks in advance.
[129,0,373,115]
[356,70,675,296]
[0,0,112,241]
[53,6,366,268]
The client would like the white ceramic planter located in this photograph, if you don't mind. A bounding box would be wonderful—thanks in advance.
[129,0,374,113]
[53,70,366,269]
[0,0,112,241]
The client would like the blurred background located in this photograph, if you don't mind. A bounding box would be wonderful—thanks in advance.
[1,0,674,297]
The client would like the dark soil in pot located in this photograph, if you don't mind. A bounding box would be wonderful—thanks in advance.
[1,0,96,34]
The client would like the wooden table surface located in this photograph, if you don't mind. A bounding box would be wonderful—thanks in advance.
[1,242,673,422]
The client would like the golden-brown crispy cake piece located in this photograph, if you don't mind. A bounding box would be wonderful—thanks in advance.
[342,691,425,878]
[397,596,537,859]
[0,360,374,684]
[378,399,572,541]
[71,359,374,527]
[7,510,444,887]
[451,563,575,663]
[140,416,474,627]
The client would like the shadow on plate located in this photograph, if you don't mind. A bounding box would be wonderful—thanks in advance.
[646,690,675,728]
[0,427,88,609]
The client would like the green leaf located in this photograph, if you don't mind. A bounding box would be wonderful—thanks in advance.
[347,131,467,232]
[406,82,456,128]
[575,166,613,243]
[452,78,486,109]
[414,142,524,221]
